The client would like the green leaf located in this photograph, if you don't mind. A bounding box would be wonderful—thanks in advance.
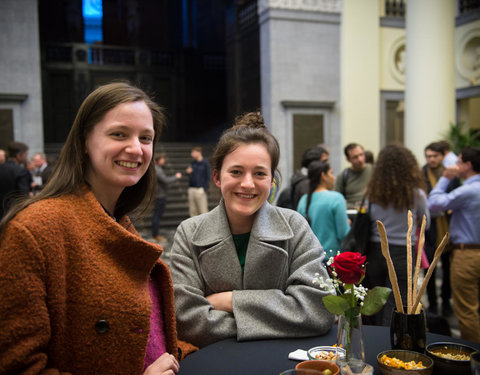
[323,295,351,315]
[360,287,391,316]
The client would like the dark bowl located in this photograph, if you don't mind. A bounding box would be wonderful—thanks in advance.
[377,350,433,375]
[425,342,476,375]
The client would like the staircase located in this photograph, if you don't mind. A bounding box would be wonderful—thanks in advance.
[134,142,221,237]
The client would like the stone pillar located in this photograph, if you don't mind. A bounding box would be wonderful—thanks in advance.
[405,0,456,162]
[340,0,380,166]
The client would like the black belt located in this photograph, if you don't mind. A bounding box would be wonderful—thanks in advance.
[453,243,480,250]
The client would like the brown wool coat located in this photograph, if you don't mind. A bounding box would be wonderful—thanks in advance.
[0,189,196,375]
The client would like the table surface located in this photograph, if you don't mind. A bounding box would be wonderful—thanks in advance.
[179,325,480,375]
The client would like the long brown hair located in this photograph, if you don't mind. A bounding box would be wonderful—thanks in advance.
[366,144,426,210]
[0,82,165,233]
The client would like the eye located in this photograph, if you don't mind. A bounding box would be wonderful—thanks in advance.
[230,169,242,176]
[111,132,125,138]
[255,171,268,177]
[140,135,153,144]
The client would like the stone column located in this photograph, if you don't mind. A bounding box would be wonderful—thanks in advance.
[405,0,456,162]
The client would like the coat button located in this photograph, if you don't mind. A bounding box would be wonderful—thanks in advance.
[95,320,110,334]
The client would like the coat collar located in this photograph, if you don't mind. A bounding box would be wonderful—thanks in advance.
[190,200,295,246]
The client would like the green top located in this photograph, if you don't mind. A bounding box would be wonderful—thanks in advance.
[232,232,250,271]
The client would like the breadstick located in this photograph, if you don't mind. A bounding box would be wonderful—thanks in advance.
[412,215,426,309]
[415,302,423,315]
[377,220,404,313]
[406,211,413,313]
[412,232,449,313]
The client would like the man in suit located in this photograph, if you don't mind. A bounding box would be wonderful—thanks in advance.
[31,152,54,194]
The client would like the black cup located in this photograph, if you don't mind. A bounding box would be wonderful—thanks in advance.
[390,307,426,353]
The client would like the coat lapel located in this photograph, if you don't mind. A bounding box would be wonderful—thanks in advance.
[190,202,296,292]
[244,203,295,289]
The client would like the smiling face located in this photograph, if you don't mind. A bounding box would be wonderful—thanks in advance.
[213,143,273,234]
[85,100,154,204]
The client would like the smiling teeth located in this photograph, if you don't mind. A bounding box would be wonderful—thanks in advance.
[238,194,254,198]
[117,161,139,168]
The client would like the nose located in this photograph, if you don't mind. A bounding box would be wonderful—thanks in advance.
[240,173,255,189]
[125,137,142,155]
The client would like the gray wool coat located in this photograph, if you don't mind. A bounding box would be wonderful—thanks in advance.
[170,200,335,348]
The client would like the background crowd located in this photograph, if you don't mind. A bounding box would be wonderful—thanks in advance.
[0,82,479,375]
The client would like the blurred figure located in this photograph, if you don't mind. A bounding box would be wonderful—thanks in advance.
[151,152,182,243]
[335,143,373,210]
[364,144,430,326]
[276,146,329,209]
[0,149,6,163]
[364,150,374,164]
[297,161,350,260]
[422,142,459,315]
[428,146,480,343]
[0,141,30,218]
[186,146,211,217]
[437,140,458,167]
[31,152,55,194]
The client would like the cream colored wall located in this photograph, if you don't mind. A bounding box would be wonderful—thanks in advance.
[379,27,406,91]
[340,0,380,167]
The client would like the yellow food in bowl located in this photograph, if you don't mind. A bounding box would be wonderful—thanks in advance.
[379,354,427,370]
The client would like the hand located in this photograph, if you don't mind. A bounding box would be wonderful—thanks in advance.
[143,353,179,375]
[206,291,233,312]
[175,172,182,179]
[443,165,459,180]
[186,166,193,174]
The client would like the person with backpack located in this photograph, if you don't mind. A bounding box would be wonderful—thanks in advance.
[276,146,328,209]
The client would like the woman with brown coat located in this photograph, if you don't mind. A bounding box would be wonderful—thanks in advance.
[0,82,196,375]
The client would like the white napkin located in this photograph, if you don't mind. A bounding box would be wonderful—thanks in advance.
[288,349,309,361]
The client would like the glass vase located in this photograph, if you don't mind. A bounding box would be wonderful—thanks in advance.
[336,312,367,374]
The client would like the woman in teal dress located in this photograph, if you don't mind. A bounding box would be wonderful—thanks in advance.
[297,161,350,260]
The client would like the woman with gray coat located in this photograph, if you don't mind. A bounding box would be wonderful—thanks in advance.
[170,112,335,348]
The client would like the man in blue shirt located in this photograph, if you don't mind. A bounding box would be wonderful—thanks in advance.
[428,146,480,343]
[186,146,211,217]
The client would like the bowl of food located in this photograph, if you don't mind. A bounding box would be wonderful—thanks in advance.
[296,360,339,375]
[425,342,476,375]
[307,346,345,362]
[377,350,433,375]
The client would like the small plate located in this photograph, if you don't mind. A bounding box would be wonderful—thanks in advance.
[307,346,346,362]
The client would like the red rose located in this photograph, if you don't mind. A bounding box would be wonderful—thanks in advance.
[331,252,366,284]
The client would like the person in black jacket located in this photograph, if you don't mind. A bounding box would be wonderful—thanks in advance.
[422,141,460,316]
[0,141,31,218]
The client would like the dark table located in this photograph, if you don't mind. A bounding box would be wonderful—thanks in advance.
[179,325,480,375]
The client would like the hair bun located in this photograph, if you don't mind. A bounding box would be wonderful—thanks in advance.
[233,111,266,129]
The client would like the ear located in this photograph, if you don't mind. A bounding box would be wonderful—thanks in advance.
[213,169,221,189]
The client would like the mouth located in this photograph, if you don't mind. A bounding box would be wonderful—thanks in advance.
[116,161,141,169]
[235,193,256,199]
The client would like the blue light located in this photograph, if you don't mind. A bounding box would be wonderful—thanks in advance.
[83,0,103,44]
